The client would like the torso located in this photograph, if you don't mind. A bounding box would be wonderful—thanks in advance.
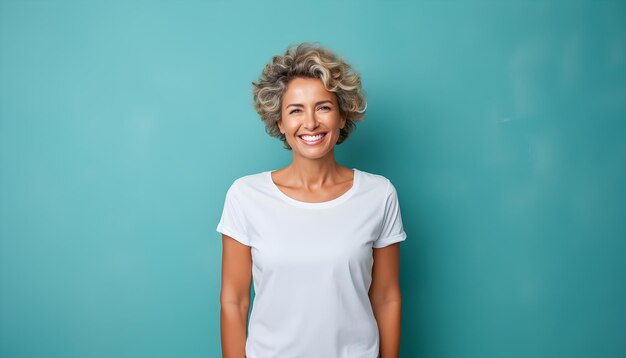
[216,168,407,357]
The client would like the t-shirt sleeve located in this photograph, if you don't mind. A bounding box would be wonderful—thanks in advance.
[216,181,251,246]
[373,180,407,248]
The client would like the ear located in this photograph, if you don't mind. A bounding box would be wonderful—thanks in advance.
[340,113,347,129]
[277,118,284,134]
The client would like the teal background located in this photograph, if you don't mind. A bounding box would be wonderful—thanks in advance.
[1,0,625,357]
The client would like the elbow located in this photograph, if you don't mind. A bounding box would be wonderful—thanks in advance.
[369,288,402,307]
[220,299,250,316]
[220,292,251,311]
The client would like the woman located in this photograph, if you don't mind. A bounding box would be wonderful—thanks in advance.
[217,42,407,358]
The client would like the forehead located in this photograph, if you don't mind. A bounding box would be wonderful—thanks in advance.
[283,77,336,102]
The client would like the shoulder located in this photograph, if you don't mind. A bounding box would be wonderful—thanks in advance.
[356,168,392,193]
[225,170,270,195]
[355,169,404,208]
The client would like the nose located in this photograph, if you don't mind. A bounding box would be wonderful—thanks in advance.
[303,109,319,130]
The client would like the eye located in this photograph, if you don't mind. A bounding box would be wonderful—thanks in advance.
[319,105,332,111]
[289,109,301,114]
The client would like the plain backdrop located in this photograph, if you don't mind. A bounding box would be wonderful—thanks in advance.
[1,0,625,357]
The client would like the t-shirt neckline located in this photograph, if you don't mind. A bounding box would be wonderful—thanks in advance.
[266,168,360,209]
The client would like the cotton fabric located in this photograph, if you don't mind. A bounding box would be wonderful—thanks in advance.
[216,168,407,358]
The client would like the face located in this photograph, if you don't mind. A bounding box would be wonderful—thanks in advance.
[277,77,346,159]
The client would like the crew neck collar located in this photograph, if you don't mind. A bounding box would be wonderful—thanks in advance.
[266,168,360,209]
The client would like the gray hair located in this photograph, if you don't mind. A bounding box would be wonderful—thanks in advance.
[252,42,367,150]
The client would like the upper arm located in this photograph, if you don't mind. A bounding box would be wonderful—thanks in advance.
[372,180,407,248]
[217,180,253,306]
[220,233,252,306]
[369,242,402,304]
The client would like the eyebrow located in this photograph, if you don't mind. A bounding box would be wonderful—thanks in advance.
[285,100,334,109]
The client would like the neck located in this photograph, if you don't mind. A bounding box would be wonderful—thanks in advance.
[286,151,344,189]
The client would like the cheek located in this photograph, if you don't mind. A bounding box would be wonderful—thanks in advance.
[286,122,300,134]
[278,118,294,133]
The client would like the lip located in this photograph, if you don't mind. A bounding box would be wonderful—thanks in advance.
[297,132,327,145]
[298,132,327,137]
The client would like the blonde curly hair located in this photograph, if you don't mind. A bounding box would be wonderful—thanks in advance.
[252,42,367,150]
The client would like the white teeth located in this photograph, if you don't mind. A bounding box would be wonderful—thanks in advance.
[300,133,325,141]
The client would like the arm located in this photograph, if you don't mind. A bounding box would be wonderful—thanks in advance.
[220,234,252,358]
[369,242,402,358]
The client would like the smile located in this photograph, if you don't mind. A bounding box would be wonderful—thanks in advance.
[298,133,327,145]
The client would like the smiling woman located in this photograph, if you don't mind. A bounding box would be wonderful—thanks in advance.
[217,42,407,358]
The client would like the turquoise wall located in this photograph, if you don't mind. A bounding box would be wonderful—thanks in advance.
[1,1,625,357]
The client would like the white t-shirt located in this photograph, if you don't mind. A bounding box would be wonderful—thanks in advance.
[216,168,407,358]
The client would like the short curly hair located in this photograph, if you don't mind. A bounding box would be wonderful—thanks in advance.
[252,42,367,150]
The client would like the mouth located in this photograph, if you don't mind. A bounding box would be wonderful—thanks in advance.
[298,132,327,145]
